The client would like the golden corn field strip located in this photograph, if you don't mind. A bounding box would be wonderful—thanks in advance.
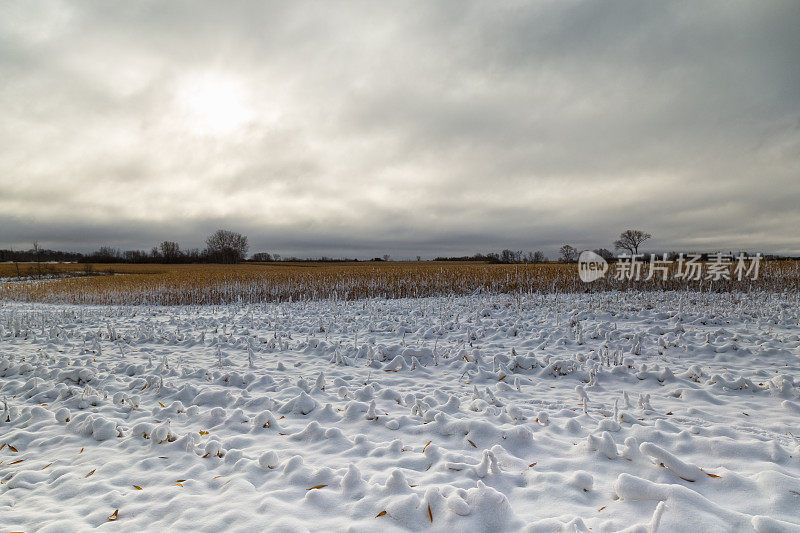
[1,261,799,305]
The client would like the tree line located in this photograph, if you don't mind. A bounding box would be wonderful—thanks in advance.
[2,228,781,266]
[1,230,250,265]
[557,230,651,262]
[437,230,653,264]
[433,251,548,263]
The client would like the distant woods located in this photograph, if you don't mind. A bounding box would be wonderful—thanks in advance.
[1,228,781,266]
[0,247,84,263]
[433,250,549,264]
[1,230,250,265]
[2,227,554,266]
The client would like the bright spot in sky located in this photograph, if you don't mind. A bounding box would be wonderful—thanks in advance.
[177,72,252,135]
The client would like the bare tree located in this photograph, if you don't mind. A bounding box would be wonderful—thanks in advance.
[159,241,181,262]
[614,230,651,255]
[251,252,273,262]
[124,250,147,263]
[206,229,248,263]
[92,246,121,262]
[593,248,614,261]
[184,248,202,262]
[559,244,578,262]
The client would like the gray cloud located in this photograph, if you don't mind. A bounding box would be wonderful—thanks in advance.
[1,0,798,258]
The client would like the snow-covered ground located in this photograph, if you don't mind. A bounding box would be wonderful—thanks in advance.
[1,292,799,532]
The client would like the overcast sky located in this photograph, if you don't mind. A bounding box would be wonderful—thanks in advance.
[1,1,798,258]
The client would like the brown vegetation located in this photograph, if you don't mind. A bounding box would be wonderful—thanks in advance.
[1,260,797,306]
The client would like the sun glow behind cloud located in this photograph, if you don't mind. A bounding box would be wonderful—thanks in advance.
[176,72,253,136]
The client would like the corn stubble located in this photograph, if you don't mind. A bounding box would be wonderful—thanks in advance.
[1,261,797,305]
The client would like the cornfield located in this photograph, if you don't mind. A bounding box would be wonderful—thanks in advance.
[1,261,798,306]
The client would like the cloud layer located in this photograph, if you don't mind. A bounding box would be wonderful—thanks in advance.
[2,0,799,257]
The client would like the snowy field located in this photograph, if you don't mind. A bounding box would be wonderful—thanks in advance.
[1,292,799,532]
